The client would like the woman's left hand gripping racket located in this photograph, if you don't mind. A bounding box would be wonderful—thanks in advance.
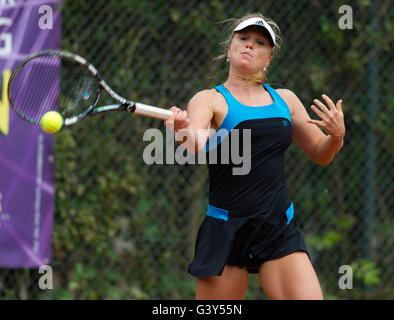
[7,50,172,128]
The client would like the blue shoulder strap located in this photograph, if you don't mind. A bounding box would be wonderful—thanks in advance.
[262,83,292,125]
[214,84,241,109]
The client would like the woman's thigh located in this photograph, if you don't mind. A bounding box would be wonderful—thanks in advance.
[258,251,323,300]
[196,265,249,300]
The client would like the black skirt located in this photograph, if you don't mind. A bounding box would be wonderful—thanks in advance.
[188,212,309,278]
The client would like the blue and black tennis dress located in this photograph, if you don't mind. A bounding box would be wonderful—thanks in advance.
[188,83,309,278]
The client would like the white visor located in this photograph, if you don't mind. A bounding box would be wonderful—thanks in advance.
[233,17,276,46]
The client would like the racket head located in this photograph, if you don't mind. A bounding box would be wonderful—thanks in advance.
[8,50,101,125]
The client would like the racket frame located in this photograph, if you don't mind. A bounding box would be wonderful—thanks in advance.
[8,50,172,126]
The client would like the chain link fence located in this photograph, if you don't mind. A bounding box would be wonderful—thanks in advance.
[1,0,393,299]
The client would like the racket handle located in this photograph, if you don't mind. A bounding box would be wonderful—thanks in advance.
[133,102,172,120]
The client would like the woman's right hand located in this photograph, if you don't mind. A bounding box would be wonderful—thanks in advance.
[164,106,190,132]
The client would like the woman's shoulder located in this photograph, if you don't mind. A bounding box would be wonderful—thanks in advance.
[186,88,226,122]
[275,87,297,100]
[188,88,225,108]
[190,88,222,101]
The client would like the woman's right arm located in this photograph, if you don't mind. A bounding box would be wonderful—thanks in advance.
[164,90,214,155]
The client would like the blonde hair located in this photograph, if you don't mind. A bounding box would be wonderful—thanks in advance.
[214,13,282,85]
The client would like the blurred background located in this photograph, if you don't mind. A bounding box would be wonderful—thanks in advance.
[0,0,393,299]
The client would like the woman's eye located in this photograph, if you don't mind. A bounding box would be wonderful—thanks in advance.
[240,36,247,40]
[257,40,265,45]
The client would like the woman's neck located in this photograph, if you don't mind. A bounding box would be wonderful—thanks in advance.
[224,68,262,92]
[223,77,262,98]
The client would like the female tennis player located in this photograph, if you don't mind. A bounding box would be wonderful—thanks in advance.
[164,13,345,300]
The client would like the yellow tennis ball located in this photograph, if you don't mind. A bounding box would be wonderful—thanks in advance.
[40,111,63,133]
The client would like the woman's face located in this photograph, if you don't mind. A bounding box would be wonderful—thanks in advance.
[228,26,273,75]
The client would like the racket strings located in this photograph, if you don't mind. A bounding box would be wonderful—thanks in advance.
[67,75,96,115]
[9,54,99,123]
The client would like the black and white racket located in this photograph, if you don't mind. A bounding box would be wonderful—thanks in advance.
[8,50,172,126]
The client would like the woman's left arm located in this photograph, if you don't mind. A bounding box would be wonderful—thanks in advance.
[277,89,345,166]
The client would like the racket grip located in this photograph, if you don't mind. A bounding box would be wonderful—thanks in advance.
[133,102,172,120]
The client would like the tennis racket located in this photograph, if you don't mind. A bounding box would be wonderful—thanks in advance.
[7,50,172,126]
